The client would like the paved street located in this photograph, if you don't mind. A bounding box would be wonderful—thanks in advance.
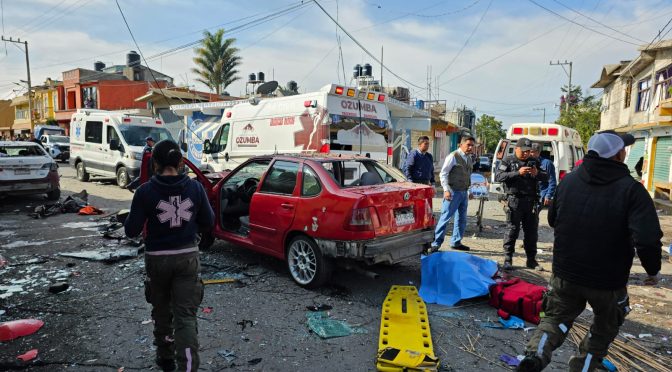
[0,166,670,371]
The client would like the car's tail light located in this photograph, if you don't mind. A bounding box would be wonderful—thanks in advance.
[345,207,379,231]
[423,199,433,225]
[559,170,567,181]
[41,163,58,171]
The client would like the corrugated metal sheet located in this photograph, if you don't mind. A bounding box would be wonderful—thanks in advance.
[653,136,672,182]
[625,139,645,178]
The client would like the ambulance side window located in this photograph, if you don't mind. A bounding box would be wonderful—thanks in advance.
[567,145,575,169]
[212,123,230,153]
[496,140,509,160]
[106,126,120,144]
[85,121,103,144]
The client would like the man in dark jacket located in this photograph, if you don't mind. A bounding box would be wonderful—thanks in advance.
[403,136,435,185]
[517,132,662,372]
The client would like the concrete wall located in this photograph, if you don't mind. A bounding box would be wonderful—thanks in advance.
[600,50,672,130]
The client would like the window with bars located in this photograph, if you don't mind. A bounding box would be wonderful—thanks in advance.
[636,78,651,112]
[624,79,632,109]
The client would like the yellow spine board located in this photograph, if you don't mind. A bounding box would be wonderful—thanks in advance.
[376,286,439,372]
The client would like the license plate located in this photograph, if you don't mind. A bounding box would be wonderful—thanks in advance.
[14,169,30,175]
[395,211,415,226]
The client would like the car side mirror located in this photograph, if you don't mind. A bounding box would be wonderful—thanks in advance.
[203,139,212,154]
[109,139,120,151]
[180,141,188,153]
[225,152,229,162]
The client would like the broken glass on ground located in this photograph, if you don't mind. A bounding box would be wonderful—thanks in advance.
[58,247,142,263]
[306,311,367,339]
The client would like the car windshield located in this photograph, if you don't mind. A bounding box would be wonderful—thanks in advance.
[119,126,173,146]
[480,156,489,162]
[0,145,46,157]
[50,136,70,143]
[319,159,403,187]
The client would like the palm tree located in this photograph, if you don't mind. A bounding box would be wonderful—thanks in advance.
[192,29,241,95]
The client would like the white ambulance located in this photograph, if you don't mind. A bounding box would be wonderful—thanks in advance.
[69,109,173,188]
[489,123,584,195]
[173,84,392,174]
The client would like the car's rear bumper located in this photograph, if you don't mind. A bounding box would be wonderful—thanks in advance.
[0,171,59,195]
[315,228,435,265]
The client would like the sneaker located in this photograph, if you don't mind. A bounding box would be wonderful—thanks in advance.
[526,258,542,270]
[516,356,543,372]
[156,358,176,372]
[502,261,514,271]
[429,244,440,253]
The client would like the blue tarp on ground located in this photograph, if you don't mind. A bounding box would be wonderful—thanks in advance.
[419,251,498,306]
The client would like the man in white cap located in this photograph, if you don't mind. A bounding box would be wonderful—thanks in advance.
[517,131,662,372]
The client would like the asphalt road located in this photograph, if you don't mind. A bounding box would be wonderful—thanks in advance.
[0,166,670,371]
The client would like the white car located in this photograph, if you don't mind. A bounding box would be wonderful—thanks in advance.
[0,141,61,200]
[40,134,70,163]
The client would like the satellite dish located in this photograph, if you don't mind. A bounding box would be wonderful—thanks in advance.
[256,80,278,95]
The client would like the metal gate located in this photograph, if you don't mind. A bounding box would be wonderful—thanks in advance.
[653,136,672,183]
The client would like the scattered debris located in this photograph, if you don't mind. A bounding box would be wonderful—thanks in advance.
[217,349,236,363]
[48,282,69,294]
[499,354,520,367]
[0,254,7,268]
[306,311,367,339]
[306,304,333,312]
[79,205,103,215]
[639,333,653,338]
[237,319,254,331]
[17,349,38,362]
[141,320,152,325]
[0,319,44,342]
[58,247,142,263]
[247,358,262,366]
[202,307,213,314]
[202,278,238,285]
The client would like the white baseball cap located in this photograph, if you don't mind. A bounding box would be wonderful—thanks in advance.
[587,131,635,158]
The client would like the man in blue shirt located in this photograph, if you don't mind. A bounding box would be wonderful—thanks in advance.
[403,136,435,185]
[530,143,557,207]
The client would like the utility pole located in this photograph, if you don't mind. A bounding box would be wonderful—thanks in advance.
[550,60,573,114]
[2,36,32,131]
[533,107,546,123]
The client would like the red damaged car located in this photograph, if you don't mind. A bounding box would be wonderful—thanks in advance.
[153,154,435,288]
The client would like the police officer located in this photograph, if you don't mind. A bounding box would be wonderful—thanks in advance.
[495,137,548,271]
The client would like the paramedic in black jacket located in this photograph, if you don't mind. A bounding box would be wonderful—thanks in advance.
[125,140,214,372]
[495,137,548,271]
[517,131,662,372]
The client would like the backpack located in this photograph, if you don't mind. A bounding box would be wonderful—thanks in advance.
[488,278,547,324]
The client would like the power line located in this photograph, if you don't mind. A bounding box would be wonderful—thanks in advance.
[436,0,492,78]
[312,0,424,90]
[550,0,647,43]
[527,0,639,46]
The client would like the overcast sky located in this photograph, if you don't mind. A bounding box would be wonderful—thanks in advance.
[0,0,670,127]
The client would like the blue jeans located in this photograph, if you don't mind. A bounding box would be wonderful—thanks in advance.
[432,190,468,248]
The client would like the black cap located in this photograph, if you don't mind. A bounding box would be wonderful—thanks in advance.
[601,130,635,147]
[145,136,154,142]
[516,137,533,151]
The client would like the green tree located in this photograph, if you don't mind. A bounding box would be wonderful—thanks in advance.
[555,85,601,147]
[475,114,506,153]
[192,29,241,95]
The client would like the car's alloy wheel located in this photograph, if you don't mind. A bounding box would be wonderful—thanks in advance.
[76,162,89,182]
[116,167,129,189]
[287,235,331,288]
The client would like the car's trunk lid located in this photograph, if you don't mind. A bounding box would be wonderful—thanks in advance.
[0,156,52,181]
[345,182,434,236]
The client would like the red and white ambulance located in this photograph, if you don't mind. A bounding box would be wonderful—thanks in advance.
[176,84,393,176]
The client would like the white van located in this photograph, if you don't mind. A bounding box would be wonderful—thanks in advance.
[69,109,173,188]
[490,123,584,195]
[174,84,393,174]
